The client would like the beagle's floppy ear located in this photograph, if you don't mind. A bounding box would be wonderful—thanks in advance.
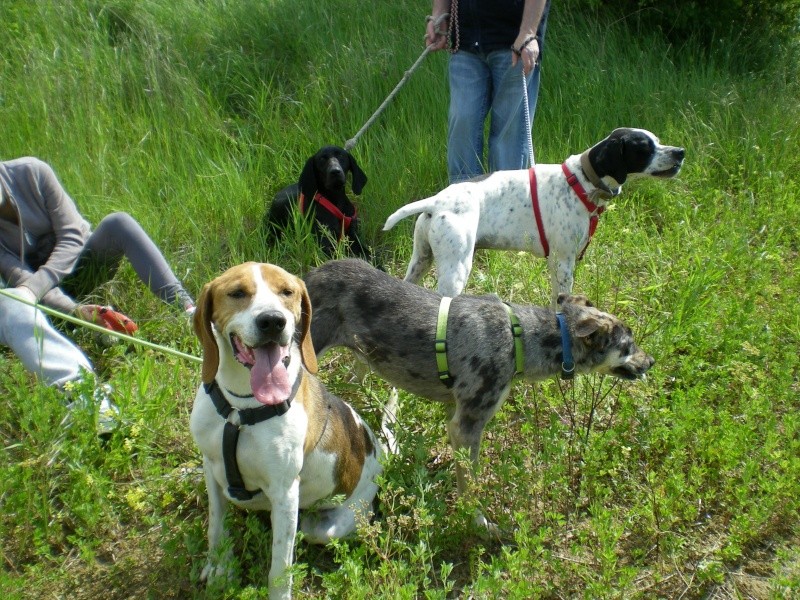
[298,155,320,203]
[193,280,220,384]
[347,151,368,195]
[297,280,319,374]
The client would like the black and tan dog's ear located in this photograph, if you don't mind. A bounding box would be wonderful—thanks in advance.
[298,154,319,202]
[193,281,220,384]
[297,280,319,374]
[347,151,368,195]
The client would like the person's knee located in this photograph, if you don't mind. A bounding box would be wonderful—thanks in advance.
[98,211,140,234]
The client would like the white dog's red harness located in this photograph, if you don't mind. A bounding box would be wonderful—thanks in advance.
[299,192,355,240]
[529,164,605,260]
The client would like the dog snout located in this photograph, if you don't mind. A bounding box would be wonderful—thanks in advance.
[325,159,346,186]
[671,147,685,164]
[255,310,287,338]
[634,351,655,375]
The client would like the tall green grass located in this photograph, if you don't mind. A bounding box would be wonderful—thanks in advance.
[1,0,799,598]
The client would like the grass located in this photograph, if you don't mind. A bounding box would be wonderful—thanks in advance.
[1,0,799,597]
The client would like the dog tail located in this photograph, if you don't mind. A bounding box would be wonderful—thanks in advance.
[380,388,400,455]
[382,197,438,231]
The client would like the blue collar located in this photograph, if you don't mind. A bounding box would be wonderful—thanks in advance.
[556,313,575,379]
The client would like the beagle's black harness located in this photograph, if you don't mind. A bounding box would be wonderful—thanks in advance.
[204,373,302,501]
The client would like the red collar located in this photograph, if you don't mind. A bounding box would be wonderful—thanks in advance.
[299,192,355,239]
[528,164,605,261]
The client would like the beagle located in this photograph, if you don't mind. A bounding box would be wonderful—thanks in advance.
[190,262,382,599]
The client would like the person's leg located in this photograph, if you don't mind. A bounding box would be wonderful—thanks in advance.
[486,52,531,172]
[487,3,550,172]
[0,292,92,387]
[79,212,194,310]
[447,51,492,183]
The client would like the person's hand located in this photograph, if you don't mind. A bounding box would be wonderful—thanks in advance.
[425,14,449,51]
[76,304,139,334]
[5,286,37,303]
[511,33,540,75]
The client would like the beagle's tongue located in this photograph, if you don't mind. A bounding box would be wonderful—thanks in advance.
[250,343,291,405]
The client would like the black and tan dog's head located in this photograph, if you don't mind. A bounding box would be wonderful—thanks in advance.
[194,263,318,403]
[299,145,367,201]
[586,128,685,189]
[557,293,654,380]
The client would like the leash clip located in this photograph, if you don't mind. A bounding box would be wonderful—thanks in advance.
[561,362,575,379]
[226,409,242,428]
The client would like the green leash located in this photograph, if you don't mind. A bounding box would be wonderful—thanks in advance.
[0,287,202,364]
[435,297,525,386]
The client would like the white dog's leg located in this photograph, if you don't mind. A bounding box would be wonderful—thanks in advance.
[268,480,301,600]
[549,255,576,310]
[436,253,474,297]
[429,214,477,297]
[404,214,435,285]
[201,458,232,581]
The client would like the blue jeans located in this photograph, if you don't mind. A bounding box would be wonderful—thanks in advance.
[447,51,544,183]
[447,49,546,183]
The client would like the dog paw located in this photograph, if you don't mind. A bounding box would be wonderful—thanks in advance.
[473,510,518,543]
[474,511,500,537]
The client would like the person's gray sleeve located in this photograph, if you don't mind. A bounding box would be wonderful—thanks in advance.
[16,160,89,300]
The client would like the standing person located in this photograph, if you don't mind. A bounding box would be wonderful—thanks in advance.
[0,288,118,435]
[0,156,195,328]
[426,0,551,183]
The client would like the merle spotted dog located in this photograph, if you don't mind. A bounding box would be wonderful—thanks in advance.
[265,145,370,258]
[304,259,654,533]
[383,128,685,307]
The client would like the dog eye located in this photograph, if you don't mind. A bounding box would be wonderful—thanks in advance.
[279,288,294,297]
[228,288,247,299]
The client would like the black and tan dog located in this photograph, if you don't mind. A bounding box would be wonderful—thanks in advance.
[190,262,383,598]
[264,145,370,259]
[304,259,654,532]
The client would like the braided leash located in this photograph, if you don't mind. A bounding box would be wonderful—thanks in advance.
[522,69,535,167]
[345,13,450,151]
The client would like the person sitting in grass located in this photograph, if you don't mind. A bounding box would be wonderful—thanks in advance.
[0,156,195,332]
[0,287,118,436]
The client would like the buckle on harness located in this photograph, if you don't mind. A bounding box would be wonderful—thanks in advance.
[565,171,579,187]
[435,339,449,381]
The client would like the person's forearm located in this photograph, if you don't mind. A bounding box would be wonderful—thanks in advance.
[519,0,547,39]
[431,0,449,19]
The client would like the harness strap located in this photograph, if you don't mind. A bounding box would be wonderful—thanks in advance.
[529,167,549,257]
[556,313,575,379]
[435,298,526,386]
[561,163,606,261]
[298,192,356,240]
[435,296,454,387]
[503,303,525,376]
[204,374,302,501]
